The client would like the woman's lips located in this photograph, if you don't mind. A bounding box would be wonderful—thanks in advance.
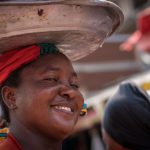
[50,105,75,115]
[54,106,72,112]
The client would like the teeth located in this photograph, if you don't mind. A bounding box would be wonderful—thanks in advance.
[54,106,72,112]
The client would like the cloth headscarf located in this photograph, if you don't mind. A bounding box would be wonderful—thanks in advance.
[0,43,59,85]
[102,82,150,150]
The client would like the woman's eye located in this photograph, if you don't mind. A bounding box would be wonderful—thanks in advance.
[44,78,58,82]
[70,83,79,89]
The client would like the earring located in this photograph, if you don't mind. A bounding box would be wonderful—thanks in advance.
[9,104,16,109]
[80,103,87,116]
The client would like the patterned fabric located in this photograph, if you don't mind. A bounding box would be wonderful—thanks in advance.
[0,128,9,141]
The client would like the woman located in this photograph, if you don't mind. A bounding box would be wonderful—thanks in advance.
[0,1,123,149]
[0,43,85,150]
[102,82,150,150]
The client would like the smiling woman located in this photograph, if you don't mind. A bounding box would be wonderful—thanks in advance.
[0,44,85,150]
[0,0,123,150]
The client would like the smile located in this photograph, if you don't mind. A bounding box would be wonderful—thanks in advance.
[52,105,74,114]
[54,106,71,112]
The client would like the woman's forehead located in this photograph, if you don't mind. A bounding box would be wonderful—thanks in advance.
[36,53,70,65]
[22,54,77,77]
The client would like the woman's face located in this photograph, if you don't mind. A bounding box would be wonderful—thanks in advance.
[13,53,84,140]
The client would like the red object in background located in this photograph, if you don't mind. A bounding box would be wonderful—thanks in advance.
[120,7,150,52]
[139,8,150,34]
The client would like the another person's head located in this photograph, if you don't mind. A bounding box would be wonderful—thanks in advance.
[102,82,150,150]
[0,43,84,142]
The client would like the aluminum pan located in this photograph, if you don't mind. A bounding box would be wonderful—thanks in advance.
[0,0,124,61]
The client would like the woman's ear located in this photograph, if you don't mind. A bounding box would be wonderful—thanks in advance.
[1,86,17,110]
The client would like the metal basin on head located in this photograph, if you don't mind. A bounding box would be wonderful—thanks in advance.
[0,0,124,61]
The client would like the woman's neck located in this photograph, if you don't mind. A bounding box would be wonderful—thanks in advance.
[9,120,62,150]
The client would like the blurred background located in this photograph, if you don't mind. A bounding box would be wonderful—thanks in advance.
[62,0,150,149]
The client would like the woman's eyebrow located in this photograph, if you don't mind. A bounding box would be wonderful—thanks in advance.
[39,68,78,77]
[43,67,78,77]
[40,67,61,73]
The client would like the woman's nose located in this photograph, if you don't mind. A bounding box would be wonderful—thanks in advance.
[59,85,77,100]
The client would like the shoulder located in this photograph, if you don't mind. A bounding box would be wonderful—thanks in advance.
[0,134,23,150]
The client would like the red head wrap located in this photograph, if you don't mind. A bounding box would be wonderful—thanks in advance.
[0,45,40,85]
[0,43,60,85]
